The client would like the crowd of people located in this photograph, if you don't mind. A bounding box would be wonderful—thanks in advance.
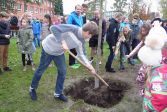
[1,3,167,111]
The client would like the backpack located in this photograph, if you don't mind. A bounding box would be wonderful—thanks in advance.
[10,16,18,26]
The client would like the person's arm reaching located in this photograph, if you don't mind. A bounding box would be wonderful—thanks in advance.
[126,41,144,58]
[50,24,78,42]
[75,43,96,75]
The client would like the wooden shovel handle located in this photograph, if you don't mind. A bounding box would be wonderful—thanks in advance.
[67,50,109,87]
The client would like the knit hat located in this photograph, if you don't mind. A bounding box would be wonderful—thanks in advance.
[151,18,162,24]
[138,21,167,66]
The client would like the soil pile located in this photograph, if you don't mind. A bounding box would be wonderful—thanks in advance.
[65,77,130,108]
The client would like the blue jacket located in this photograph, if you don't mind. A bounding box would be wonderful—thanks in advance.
[0,21,11,45]
[32,20,41,34]
[130,23,140,40]
[119,22,130,32]
[130,19,143,40]
[67,11,83,27]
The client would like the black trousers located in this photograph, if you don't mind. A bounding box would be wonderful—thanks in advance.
[69,48,77,66]
[22,54,33,66]
[22,54,26,66]
[105,42,115,69]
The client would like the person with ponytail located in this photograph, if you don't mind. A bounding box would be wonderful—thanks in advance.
[41,14,52,41]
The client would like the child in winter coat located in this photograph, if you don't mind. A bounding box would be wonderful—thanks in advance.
[118,25,134,70]
[138,21,167,111]
[32,18,41,47]
[17,17,35,71]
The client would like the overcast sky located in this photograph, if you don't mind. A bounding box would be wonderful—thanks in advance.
[63,0,160,15]
[63,0,84,15]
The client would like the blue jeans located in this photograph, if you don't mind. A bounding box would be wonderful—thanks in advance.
[33,34,40,47]
[31,49,66,94]
[132,38,140,59]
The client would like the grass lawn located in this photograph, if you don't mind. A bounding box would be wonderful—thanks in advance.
[0,38,142,112]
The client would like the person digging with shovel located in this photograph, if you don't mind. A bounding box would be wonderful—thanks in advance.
[29,21,98,102]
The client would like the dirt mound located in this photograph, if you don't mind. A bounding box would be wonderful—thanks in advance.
[65,77,130,108]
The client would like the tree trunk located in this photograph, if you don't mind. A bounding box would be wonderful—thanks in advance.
[94,0,104,88]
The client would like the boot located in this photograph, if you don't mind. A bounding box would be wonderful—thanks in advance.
[105,65,116,73]
[119,65,125,71]
[119,60,125,71]
[0,68,3,75]
[31,64,35,71]
[128,58,135,66]
[23,66,27,71]
[3,67,12,71]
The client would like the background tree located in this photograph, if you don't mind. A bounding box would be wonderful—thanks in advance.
[127,0,143,21]
[159,0,167,18]
[139,3,151,20]
[54,0,63,15]
[85,1,96,19]
[85,0,105,19]
[130,0,143,14]
[112,0,127,14]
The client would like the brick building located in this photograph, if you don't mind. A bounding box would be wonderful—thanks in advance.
[0,0,54,20]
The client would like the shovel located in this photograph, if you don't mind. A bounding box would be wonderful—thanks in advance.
[67,50,123,91]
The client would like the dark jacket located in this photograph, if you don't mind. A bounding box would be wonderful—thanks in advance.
[91,17,106,38]
[0,21,11,45]
[82,14,86,24]
[106,18,120,46]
